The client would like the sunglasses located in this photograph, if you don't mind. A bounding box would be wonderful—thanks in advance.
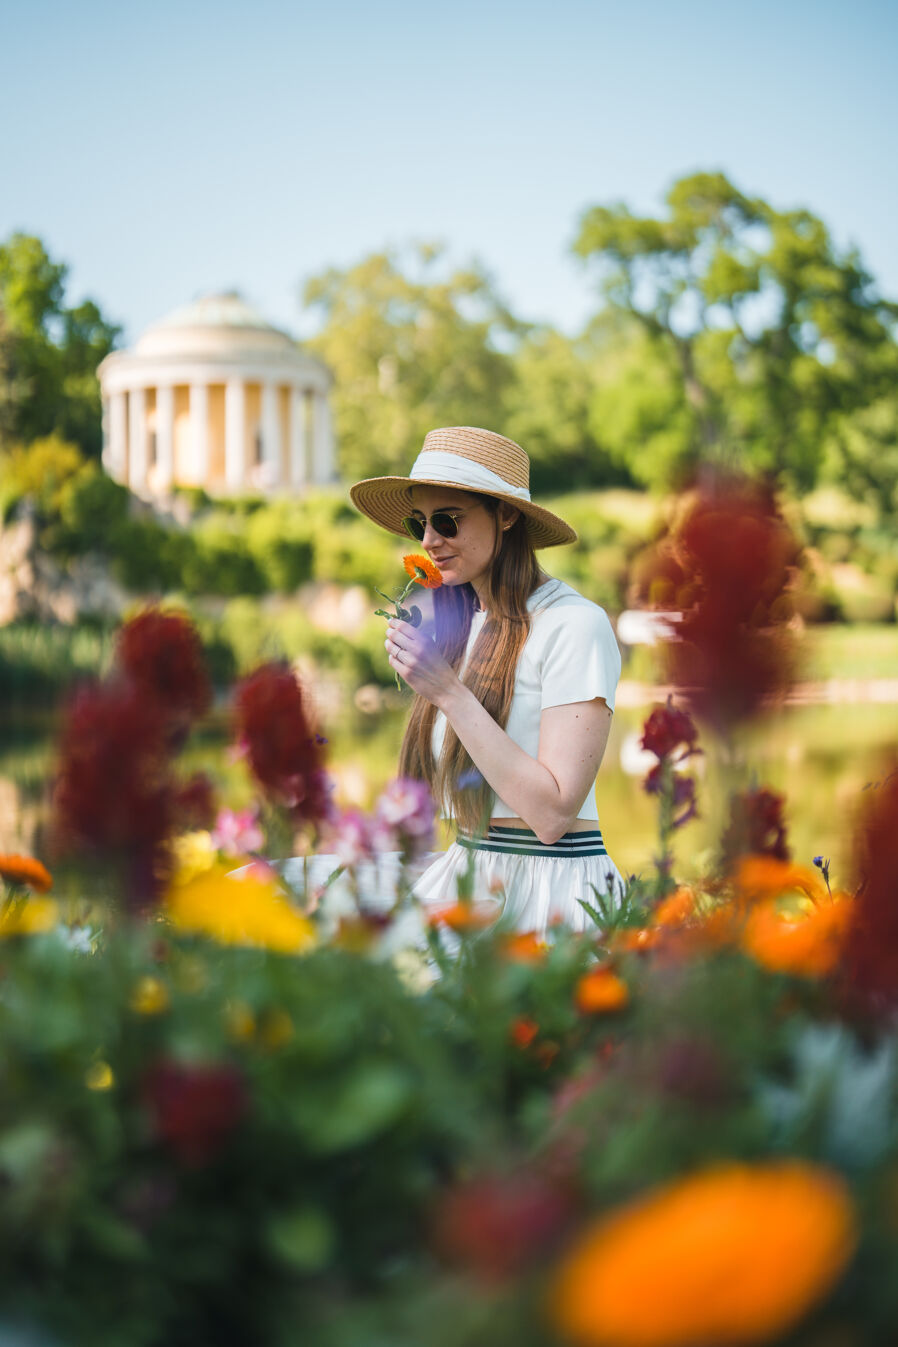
[401,509,468,542]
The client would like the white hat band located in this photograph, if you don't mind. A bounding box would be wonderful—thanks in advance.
[409,450,531,503]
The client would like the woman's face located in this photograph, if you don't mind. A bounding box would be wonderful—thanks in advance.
[407,485,517,591]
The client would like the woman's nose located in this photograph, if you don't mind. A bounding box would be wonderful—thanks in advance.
[421,520,443,548]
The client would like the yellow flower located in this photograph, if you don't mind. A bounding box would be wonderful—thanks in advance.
[129,976,170,1015]
[166,863,316,955]
[550,1161,857,1346]
[225,999,256,1042]
[0,896,60,939]
[170,830,217,885]
[85,1061,115,1092]
[742,897,851,978]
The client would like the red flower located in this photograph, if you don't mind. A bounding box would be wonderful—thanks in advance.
[644,766,698,829]
[433,1170,571,1283]
[721,787,790,865]
[641,474,800,732]
[52,680,175,907]
[117,608,211,728]
[843,764,898,1011]
[142,1059,248,1167]
[640,701,699,761]
[233,663,329,826]
[174,772,217,831]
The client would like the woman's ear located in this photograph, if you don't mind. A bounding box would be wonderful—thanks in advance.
[499,504,521,532]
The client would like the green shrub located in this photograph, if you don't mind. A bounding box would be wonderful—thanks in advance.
[0,435,86,523]
[179,514,265,597]
[245,504,315,592]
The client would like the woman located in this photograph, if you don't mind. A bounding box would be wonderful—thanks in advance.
[350,425,624,934]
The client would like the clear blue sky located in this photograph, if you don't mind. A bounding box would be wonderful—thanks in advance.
[4,0,896,344]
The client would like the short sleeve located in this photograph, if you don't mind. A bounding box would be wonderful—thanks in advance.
[537,604,622,713]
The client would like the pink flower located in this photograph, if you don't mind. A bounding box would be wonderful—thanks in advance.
[211,808,265,857]
[329,810,376,868]
[375,778,435,857]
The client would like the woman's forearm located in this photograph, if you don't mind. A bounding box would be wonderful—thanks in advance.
[436,683,573,843]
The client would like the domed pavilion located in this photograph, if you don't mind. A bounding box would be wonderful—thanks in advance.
[97,293,336,497]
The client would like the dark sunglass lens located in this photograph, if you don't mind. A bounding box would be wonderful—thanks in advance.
[431,512,459,539]
[402,516,426,541]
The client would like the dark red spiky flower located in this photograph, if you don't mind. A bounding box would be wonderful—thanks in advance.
[141,1059,248,1167]
[721,786,790,866]
[233,662,331,827]
[117,607,211,738]
[637,474,801,732]
[843,763,898,1012]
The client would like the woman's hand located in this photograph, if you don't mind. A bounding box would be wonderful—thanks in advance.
[385,618,459,705]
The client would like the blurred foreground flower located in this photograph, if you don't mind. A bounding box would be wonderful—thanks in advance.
[210,807,265,857]
[638,474,800,733]
[52,681,176,909]
[550,1161,856,1346]
[0,853,53,893]
[844,763,898,1010]
[374,776,435,858]
[0,896,60,938]
[721,786,790,866]
[233,663,331,828]
[743,896,851,979]
[433,1169,571,1284]
[575,967,630,1014]
[640,700,700,889]
[166,863,316,954]
[142,1059,247,1167]
[117,607,211,738]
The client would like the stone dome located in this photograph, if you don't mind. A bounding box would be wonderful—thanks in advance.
[133,292,313,365]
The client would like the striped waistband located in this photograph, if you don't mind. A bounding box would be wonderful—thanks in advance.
[456,825,607,857]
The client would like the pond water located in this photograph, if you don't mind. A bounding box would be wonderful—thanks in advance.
[3,694,895,892]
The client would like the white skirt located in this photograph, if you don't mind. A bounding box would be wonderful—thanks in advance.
[279,824,624,940]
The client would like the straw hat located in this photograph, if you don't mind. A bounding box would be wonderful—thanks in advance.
[350,426,577,548]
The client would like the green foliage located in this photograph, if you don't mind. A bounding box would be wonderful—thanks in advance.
[0,233,119,457]
[572,171,898,498]
[0,433,87,522]
[303,245,524,481]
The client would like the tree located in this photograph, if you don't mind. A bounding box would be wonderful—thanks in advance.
[301,245,524,481]
[572,172,898,494]
[0,233,120,457]
[502,324,634,492]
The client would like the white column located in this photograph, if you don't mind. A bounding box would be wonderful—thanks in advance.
[128,386,148,493]
[290,385,307,489]
[190,382,209,483]
[312,393,335,484]
[155,385,174,490]
[261,381,281,488]
[108,391,127,482]
[101,398,111,473]
[225,378,246,492]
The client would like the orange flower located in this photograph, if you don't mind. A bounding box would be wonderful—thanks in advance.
[742,897,852,978]
[403,553,443,588]
[0,854,53,893]
[606,927,659,954]
[575,967,630,1014]
[550,1161,857,1346]
[427,900,500,933]
[501,931,548,964]
[511,1016,540,1048]
[652,887,695,927]
[732,856,827,907]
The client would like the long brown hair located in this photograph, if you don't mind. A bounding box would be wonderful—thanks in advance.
[397,494,542,834]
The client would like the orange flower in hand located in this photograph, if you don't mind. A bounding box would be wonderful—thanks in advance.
[403,553,443,589]
[0,854,53,893]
